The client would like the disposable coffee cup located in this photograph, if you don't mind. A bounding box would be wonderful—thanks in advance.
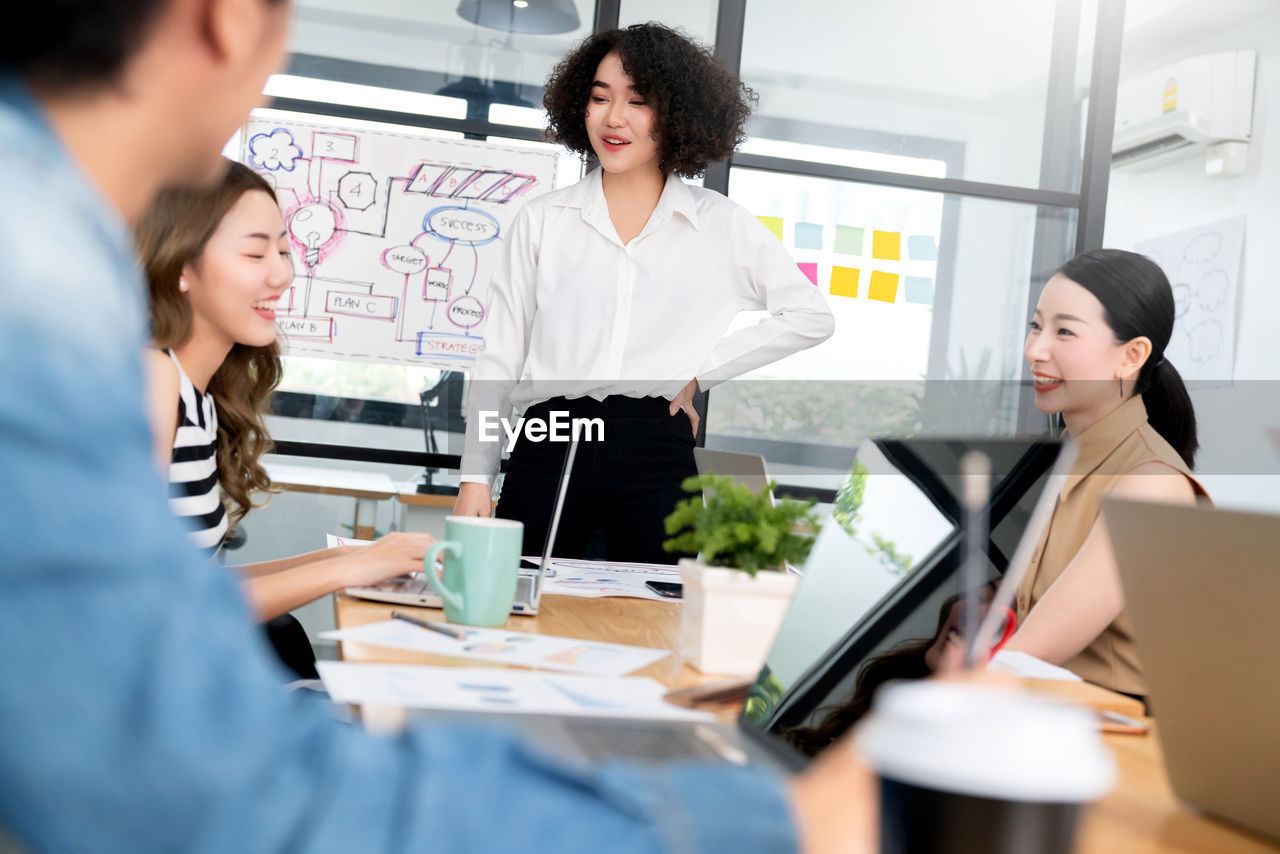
[856,681,1115,854]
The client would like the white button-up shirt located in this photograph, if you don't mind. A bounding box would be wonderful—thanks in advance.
[461,168,834,486]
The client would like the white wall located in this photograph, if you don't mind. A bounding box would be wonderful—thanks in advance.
[1104,5,1280,511]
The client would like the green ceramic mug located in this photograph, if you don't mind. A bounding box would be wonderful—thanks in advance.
[423,516,524,626]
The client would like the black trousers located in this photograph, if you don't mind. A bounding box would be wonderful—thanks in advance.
[496,396,699,564]
[263,614,319,681]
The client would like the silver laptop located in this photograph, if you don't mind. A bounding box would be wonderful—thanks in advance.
[1103,498,1280,843]
[693,448,773,500]
[412,436,1071,769]
[345,437,579,616]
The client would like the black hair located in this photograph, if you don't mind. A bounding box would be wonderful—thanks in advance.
[0,0,285,92]
[1058,248,1198,468]
[0,0,170,90]
[541,22,756,178]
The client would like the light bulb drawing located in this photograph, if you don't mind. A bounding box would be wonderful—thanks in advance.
[290,203,337,266]
[287,203,338,317]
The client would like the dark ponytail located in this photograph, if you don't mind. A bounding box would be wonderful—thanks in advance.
[1140,359,1197,468]
[1057,249,1199,468]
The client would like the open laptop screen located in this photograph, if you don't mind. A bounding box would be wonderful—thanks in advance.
[739,437,1064,756]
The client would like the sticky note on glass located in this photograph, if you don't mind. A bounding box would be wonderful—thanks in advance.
[794,222,823,250]
[905,276,934,305]
[830,266,860,298]
[872,231,901,261]
[907,235,939,261]
[835,225,864,255]
[868,271,900,303]
[798,262,819,286]
[757,216,785,241]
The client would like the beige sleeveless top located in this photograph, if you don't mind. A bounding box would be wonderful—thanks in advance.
[1015,395,1208,696]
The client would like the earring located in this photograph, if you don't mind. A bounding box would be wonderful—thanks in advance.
[1117,376,1124,398]
[178,278,189,292]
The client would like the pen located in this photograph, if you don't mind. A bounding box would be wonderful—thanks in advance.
[391,610,469,640]
[1099,710,1149,734]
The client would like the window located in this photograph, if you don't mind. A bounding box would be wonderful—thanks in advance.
[739,0,1090,192]
[706,168,1077,478]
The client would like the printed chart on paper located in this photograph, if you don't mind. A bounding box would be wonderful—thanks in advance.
[239,113,557,368]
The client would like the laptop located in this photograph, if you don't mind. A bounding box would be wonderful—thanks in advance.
[414,436,1071,769]
[344,437,579,616]
[694,448,773,501]
[1103,498,1280,842]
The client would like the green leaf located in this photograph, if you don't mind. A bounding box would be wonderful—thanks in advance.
[662,474,820,575]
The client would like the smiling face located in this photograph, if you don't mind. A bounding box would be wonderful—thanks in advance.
[584,51,662,178]
[1025,274,1151,427]
[923,587,995,672]
[183,189,293,351]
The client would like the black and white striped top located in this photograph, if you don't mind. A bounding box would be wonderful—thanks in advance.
[166,350,227,558]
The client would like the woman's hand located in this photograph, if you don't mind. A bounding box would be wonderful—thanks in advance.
[788,734,878,854]
[453,482,493,517]
[335,532,436,588]
[669,378,700,438]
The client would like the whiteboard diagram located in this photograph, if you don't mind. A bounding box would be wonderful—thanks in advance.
[1135,215,1244,385]
[240,115,557,368]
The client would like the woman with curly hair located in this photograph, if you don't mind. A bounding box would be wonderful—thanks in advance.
[456,24,834,561]
[138,160,435,677]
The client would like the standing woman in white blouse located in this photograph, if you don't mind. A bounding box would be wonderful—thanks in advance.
[454,24,834,562]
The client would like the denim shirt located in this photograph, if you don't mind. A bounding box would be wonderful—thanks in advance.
[0,77,798,854]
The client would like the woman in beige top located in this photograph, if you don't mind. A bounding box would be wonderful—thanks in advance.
[1002,249,1208,699]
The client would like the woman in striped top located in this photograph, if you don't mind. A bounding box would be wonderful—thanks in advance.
[137,161,435,646]
[164,348,227,556]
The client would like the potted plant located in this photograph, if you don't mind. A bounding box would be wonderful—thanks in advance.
[663,475,820,674]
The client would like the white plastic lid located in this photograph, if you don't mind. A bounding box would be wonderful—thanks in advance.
[855,681,1116,803]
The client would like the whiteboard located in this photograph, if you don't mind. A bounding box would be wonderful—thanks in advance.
[239,114,558,369]
[1135,215,1245,386]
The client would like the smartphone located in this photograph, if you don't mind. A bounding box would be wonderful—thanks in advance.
[645,580,684,599]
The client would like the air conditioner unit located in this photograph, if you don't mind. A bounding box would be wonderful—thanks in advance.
[1111,51,1255,171]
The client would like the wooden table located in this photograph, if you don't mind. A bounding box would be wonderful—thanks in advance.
[395,490,458,509]
[396,487,499,537]
[266,462,397,539]
[333,593,1279,854]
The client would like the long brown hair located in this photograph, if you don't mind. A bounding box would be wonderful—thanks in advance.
[135,160,283,527]
[783,592,965,756]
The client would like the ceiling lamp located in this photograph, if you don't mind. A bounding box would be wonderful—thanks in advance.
[455,0,581,35]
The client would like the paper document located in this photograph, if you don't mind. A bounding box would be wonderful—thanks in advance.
[318,662,711,721]
[327,534,372,548]
[321,620,669,677]
[536,557,681,600]
[988,650,1083,682]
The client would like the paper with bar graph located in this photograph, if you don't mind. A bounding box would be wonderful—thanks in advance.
[318,662,711,720]
[321,619,668,676]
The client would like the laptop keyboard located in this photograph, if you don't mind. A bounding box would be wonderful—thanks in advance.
[379,576,434,595]
[569,721,725,762]
[378,571,535,600]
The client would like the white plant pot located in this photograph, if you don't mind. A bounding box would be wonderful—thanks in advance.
[678,559,800,675]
